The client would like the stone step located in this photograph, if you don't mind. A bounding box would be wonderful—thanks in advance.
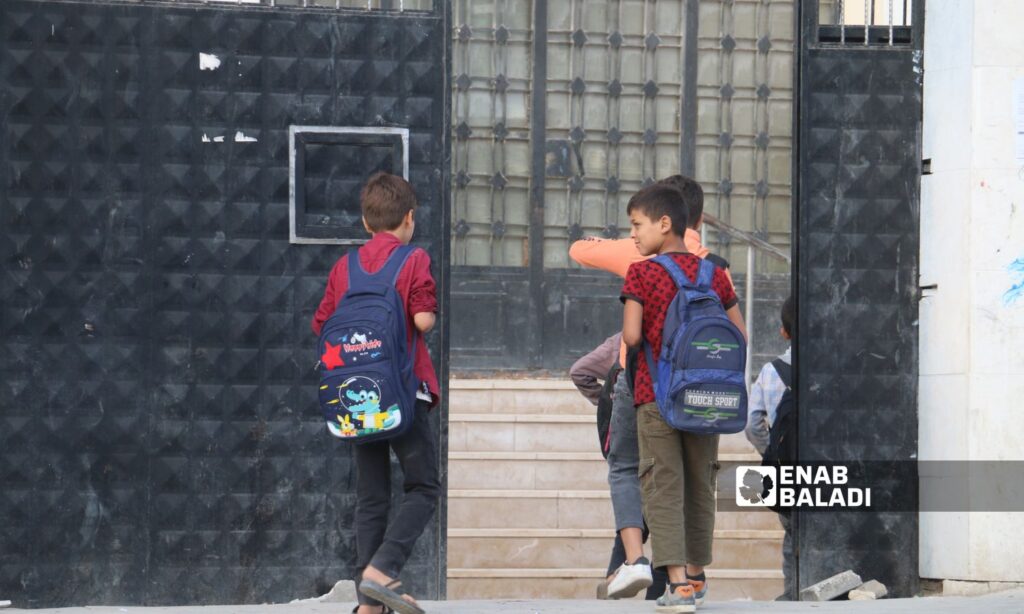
[448,528,783,570]
[448,451,759,491]
[448,489,784,532]
[446,568,784,601]
[449,413,759,456]
[450,379,594,415]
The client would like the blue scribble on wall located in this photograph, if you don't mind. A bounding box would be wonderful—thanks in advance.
[1005,258,1024,306]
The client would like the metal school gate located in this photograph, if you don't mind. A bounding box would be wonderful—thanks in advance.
[795,0,924,598]
[0,0,450,606]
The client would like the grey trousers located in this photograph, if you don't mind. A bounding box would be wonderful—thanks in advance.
[607,373,645,531]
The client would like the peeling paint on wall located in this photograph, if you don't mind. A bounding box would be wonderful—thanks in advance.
[199,52,221,71]
[1004,257,1024,307]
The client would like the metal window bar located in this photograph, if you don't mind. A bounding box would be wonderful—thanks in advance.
[163,0,432,11]
[819,0,913,45]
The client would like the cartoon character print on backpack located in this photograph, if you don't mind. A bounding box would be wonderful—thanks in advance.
[325,375,402,438]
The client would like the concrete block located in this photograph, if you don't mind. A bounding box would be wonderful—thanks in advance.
[849,579,888,600]
[0,601,10,609]
[799,570,863,602]
[318,579,357,603]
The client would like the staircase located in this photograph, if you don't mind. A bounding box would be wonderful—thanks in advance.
[447,378,784,601]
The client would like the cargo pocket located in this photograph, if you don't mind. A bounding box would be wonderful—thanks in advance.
[638,457,657,498]
[708,460,722,497]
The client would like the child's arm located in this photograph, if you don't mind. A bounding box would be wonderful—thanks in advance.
[570,334,621,405]
[569,237,644,278]
[407,249,439,334]
[725,304,748,341]
[414,312,436,333]
[622,299,643,348]
[745,368,771,456]
[709,267,748,341]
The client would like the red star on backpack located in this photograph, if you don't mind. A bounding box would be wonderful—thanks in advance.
[321,341,345,370]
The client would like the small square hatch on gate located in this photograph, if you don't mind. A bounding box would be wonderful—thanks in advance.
[289,126,410,244]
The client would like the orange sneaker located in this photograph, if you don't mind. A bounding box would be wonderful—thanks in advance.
[687,577,708,605]
[655,582,696,613]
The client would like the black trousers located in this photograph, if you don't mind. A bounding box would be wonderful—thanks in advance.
[353,401,440,603]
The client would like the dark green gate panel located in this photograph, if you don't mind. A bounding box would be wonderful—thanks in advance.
[0,0,450,606]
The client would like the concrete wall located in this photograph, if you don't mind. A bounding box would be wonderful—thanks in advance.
[920,0,1024,584]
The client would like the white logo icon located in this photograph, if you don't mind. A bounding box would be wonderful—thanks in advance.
[735,466,777,507]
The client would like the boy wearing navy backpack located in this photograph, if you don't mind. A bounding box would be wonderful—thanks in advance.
[312,172,439,614]
[620,183,747,612]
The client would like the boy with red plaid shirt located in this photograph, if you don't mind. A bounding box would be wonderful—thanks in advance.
[620,183,746,612]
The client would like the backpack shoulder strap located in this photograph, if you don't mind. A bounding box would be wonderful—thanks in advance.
[347,248,368,289]
[374,245,417,285]
[695,258,715,291]
[771,358,793,389]
[348,245,416,289]
[651,254,693,290]
[643,340,659,388]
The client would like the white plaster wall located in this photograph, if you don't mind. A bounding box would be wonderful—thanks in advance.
[920,0,1024,584]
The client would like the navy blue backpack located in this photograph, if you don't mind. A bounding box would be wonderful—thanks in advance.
[317,246,419,443]
[644,256,748,434]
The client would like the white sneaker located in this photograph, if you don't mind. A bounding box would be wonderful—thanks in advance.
[606,556,654,599]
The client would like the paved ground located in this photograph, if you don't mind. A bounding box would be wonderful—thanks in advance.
[8,590,1024,614]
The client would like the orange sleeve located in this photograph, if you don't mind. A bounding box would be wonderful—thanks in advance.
[568,238,646,279]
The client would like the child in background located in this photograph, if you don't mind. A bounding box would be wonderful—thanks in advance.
[570,333,621,406]
[745,295,796,600]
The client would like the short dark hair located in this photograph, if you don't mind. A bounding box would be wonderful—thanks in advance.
[360,172,418,232]
[781,295,795,338]
[658,174,704,229]
[626,184,689,236]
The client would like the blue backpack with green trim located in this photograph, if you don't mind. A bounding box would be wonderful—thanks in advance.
[643,256,748,434]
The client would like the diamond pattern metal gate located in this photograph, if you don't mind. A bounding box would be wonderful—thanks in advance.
[795,0,923,598]
[0,0,450,606]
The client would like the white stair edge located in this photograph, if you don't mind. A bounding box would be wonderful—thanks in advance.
[450,451,604,461]
[450,413,595,424]
[450,489,610,499]
[449,528,785,540]
[448,568,785,580]
[451,379,581,390]
[449,451,761,463]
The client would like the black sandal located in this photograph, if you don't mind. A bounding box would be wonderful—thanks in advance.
[358,579,425,614]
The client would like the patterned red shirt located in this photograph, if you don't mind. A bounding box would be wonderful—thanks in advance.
[620,252,738,406]
[312,233,439,407]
